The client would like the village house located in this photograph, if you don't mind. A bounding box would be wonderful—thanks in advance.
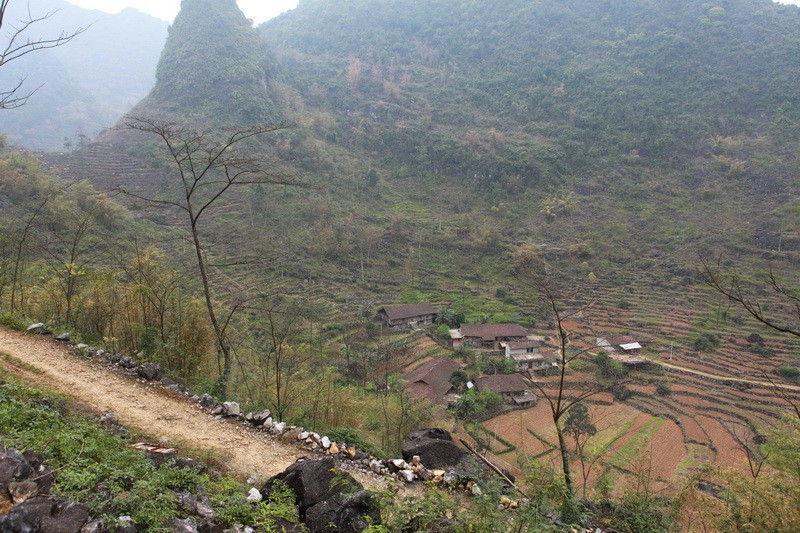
[377,302,437,330]
[501,340,544,372]
[597,335,642,354]
[404,355,460,405]
[597,335,647,365]
[452,323,529,350]
[475,374,535,408]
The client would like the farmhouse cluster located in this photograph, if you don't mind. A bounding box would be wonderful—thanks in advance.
[375,301,648,413]
[376,302,561,411]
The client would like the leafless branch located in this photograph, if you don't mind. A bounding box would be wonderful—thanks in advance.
[702,258,800,338]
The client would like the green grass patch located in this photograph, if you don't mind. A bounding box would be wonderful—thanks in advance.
[584,418,636,460]
[608,417,666,468]
[0,350,43,374]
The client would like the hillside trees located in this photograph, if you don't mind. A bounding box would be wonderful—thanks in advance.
[0,0,85,109]
[41,183,123,326]
[121,117,305,399]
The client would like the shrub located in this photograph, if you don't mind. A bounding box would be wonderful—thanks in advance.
[655,383,671,396]
[693,332,721,352]
[618,299,631,309]
[0,313,26,331]
[777,366,800,380]
[612,385,634,402]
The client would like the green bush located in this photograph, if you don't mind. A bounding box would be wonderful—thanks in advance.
[693,332,721,352]
[0,313,26,331]
[655,383,671,396]
[777,366,800,380]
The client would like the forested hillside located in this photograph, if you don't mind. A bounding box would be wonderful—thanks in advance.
[129,0,277,125]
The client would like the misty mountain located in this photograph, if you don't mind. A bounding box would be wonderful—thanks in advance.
[0,0,167,149]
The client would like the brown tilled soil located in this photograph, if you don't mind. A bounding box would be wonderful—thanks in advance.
[0,327,383,488]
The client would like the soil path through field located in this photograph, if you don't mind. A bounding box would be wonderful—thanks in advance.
[654,358,800,392]
[0,327,313,482]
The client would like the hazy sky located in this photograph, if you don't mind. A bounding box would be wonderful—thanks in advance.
[66,0,300,24]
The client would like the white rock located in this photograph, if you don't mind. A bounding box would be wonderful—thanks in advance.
[274,422,286,433]
[399,469,416,483]
[26,323,44,331]
[264,417,273,426]
[369,460,382,474]
[321,436,331,449]
[246,488,262,502]
[299,431,310,440]
[471,484,482,496]
[392,459,407,470]
[76,343,89,349]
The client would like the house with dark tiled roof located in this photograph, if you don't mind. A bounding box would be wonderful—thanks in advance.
[404,356,460,405]
[475,374,535,407]
[453,323,529,350]
[377,302,437,330]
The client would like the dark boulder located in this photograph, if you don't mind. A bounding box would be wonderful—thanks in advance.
[136,362,163,381]
[10,496,90,532]
[0,448,53,497]
[262,458,359,514]
[262,459,379,532]
[199,394,216,409]
[118,357,137,369]
[54,333,71,342]
[401,428,465,469]
[332,491,380,533]
[0,512,36,533]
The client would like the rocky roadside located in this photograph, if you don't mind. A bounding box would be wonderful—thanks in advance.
[24,324,515,494]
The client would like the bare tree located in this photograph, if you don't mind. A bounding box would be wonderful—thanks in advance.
[250,300,312,422]
[516,271,627,505]
[120,117,305,398]
[0,0,86,109]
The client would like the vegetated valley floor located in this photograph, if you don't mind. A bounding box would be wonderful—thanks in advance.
[0,327,381,489]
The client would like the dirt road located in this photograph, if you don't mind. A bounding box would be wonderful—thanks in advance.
[0,327,308,481]
[655,359,800,392]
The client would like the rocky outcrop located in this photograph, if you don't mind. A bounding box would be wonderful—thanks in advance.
[135,362,162,381]
[401,428,466,469]
[0,448,94,533]
[262,459,380,533]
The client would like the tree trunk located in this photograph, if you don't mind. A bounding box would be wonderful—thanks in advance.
[556,423,574,500]
[190,221,231,398]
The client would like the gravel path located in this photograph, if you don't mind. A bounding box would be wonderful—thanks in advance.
[0,327,308,481]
